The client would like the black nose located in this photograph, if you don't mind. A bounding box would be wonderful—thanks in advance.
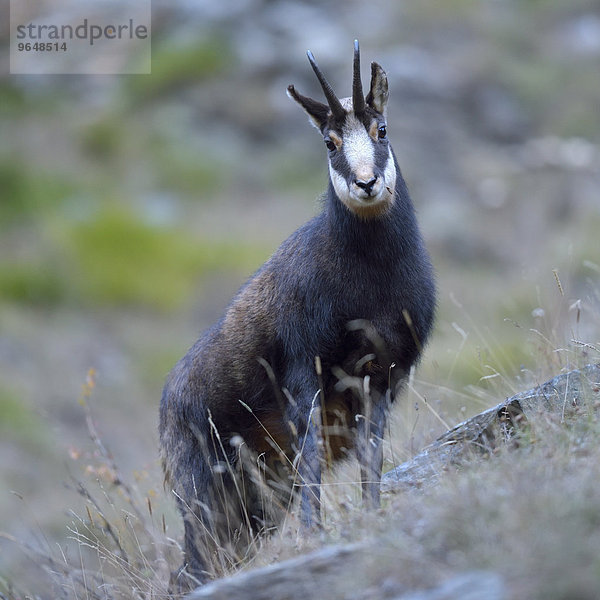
[355,176,378,195]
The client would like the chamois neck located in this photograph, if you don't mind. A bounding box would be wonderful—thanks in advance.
[324,171,420,261]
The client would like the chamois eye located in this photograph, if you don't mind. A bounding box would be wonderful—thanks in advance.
[378,125,387,140]
[325,139,336,152]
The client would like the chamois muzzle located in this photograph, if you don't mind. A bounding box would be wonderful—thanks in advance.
[354,176,378,197]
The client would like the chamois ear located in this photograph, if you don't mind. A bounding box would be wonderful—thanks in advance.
[366,62,389,116]
[287,85,330,130]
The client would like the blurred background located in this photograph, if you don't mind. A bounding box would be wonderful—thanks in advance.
[1,0,599,593]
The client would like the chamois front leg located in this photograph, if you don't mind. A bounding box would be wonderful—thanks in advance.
[285,366,323,529]
[297,415,322,528]
[356,385,389,509]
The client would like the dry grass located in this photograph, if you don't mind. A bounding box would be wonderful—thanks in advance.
[246,373,600,600]
[0,370,181,599]
[1,306,599,599]
[386,407,600,599]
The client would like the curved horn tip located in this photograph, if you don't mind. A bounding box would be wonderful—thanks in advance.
[305,47,346,121]
[287,84,306,104]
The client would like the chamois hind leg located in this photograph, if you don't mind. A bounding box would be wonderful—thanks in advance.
[174,505,210,590]
[170,429,254,589]
[169,458,216,590]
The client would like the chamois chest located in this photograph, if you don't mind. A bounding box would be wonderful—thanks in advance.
[268,216,431,376]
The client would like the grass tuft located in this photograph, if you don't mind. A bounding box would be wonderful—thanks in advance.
[1,369,182,599]
[2,295,599,598]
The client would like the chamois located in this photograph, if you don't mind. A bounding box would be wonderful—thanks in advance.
[159,40,436,587]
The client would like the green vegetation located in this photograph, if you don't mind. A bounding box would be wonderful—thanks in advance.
[0,387,31,436]
[268,149,327,197]
[152,142,229,197]
[0,159,73,225]
[0,207,270,310]
[62,208,269,309]
[0,385,48,451]
[127,34,233,100]
[0,261,66,306]
[81,117,125,162]
[0,83,29,115]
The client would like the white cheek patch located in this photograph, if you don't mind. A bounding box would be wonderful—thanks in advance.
[329,162,348,200]
[383,147,396,194]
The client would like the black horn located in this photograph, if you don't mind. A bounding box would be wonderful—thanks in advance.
[307,50,346,122]
[352,39,365,117]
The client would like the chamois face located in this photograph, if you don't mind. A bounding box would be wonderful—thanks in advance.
[288,41,397,219]
[323,99,396,219]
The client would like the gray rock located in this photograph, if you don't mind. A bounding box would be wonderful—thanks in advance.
[382,363,600,493]
[186,543,369,600]
[395,571,504,600]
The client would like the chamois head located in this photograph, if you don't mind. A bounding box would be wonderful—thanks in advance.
[288,40,396,219]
